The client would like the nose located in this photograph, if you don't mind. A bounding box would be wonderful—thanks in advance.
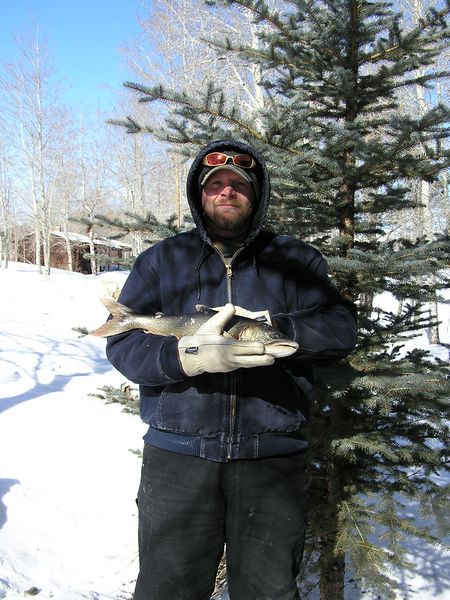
[221,185,237,197]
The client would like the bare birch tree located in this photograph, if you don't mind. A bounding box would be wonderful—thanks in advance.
[107,111,179,254]
[76,111,116,274]
[126,0,267,112]
[51,112,80,272]
[0,27,65,274]
[0,144,14,268]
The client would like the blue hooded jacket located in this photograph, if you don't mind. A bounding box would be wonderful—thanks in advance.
[106,139,358,462]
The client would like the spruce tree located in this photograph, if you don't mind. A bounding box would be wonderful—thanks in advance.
[114,1,450,597]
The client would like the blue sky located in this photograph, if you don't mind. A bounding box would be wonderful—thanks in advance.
[0,0,145,111]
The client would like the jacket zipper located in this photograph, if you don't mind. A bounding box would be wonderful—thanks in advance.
[212,245,245,461]
[212,245,245,302]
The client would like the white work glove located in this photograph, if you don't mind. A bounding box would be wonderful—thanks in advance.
[178,304,275,377]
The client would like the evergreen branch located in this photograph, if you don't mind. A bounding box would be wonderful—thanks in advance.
[367,42,408,64]
[201,38,298,70]
[306,0,348,68]
[391,70,450,92]
[415,2,450,32]
[343,501,366,543]
[106,116,154,135]
[332,436,400,462]
[366,4,449,63]
[122,81,265,141]
[208,0,348,70]
[122,82,326,166]
[206,0,295,39]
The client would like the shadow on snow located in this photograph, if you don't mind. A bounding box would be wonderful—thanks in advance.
[0,478,20,530]
[0,331,111,414]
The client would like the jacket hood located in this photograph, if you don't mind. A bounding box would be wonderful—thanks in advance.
[186,139,271,245]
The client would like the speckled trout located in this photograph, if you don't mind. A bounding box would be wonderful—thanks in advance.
[92,297,298,358]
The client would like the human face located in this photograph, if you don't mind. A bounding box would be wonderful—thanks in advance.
[201,169,255,240]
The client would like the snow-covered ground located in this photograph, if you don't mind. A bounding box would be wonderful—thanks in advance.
[0,263,145,600]
[0,262,448,600]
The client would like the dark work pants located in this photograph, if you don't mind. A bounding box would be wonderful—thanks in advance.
[134,444,309,600]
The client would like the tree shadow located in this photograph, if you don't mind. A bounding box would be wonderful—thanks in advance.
[0,331,112,414]
[393,534,450,599]
[341,499,450,600]
[0,478,19,530]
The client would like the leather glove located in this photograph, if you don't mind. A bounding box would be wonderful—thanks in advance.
[178,304,275,377]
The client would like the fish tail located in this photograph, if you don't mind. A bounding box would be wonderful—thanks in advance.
[91,297,134,337]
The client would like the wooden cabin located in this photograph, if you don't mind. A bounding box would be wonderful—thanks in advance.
[18,231,133,274]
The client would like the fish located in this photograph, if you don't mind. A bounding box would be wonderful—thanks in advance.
[92,297,298,358]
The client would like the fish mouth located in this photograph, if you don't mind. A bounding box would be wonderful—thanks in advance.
[264,340,299,358]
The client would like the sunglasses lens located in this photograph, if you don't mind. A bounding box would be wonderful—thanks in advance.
[233,154,254,168]
[204,153,227,166]
[203,152,255,168]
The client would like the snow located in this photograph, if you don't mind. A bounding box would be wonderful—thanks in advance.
[42,230,133,250]
[0,262,449,600]
[0,263,145,600]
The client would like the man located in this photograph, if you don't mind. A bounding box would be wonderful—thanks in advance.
[106,139,358,600]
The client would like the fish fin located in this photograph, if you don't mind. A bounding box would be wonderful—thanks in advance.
[98,296,134,317]
[91,322,115,337]
[92,297,135,337]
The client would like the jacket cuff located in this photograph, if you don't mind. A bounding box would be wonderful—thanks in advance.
[160,336,186,381]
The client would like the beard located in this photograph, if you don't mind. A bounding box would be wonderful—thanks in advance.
[204,202,254,234]
[209,210,250,232]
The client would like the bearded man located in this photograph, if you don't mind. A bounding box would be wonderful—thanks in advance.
[106,139,358,600]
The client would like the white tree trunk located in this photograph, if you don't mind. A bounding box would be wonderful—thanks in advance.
[88,225,97,275]
[413,0,440,344]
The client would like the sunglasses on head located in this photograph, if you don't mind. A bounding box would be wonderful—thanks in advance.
[203,152,256,169]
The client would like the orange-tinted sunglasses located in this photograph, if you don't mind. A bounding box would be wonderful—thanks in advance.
[203,152,256,169]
